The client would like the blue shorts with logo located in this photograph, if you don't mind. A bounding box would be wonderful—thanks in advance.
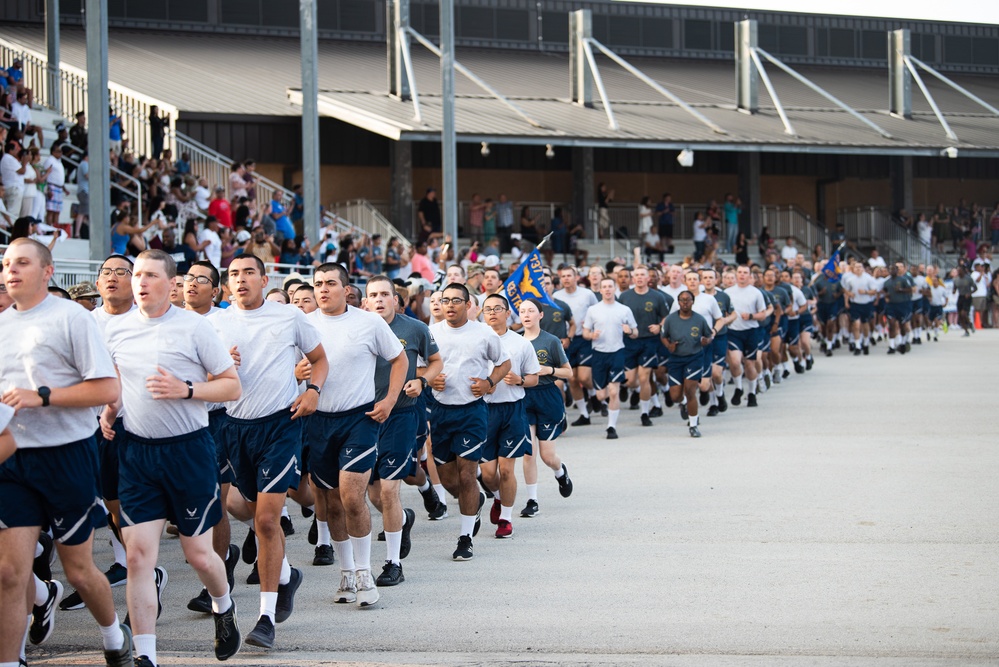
[710,334,728,368]
[911,299,924,316]
[0,437,104,546]
[372,406,417,482]
[786,318,801,345]
[622,336,660,370]
[727,328,758,360]
[98,418,125,501]
[849,302,874,323]
[760,325,773,352]
[525,383,565,442]
[920,296,930,315]
[886,301,913,323]
[483,401,532,461]
[208,408,233,485]
[221,409,302,502]
[590,349,625,390]
[429,399,488,465]
[816,301,842,322]
[119,428,221,537]
[666,353,704,386]
[566,336,593,367]
[928,304,943,321]
[306,403,378,489]
[800,311,816,334]
[777,315,789,342]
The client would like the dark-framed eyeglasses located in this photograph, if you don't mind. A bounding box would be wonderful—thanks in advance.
[98,267,132,277]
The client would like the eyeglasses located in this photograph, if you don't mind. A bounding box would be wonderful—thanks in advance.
[99,268,132,277]
[183,274,215,286]
[439,297,467,305]
[482,306,507,314]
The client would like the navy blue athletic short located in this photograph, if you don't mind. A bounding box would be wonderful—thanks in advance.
[222,409,302,501]
[666,353,704,386]
[777,315,789,342]
[800,311,816,334]
[710,334,728,368]
[622,337,660,370]
[816,300,843,322]
[208,408,233,485]
[928,304,943,320]
[0,437,104,546]
[727,328,758,360]
[566,336,593,367]
[119,428,221,537]
[786,318,801,345]
[429,399,488,466]
[849,302,874,323]
[483,401,532,461]
[372,406,417,482]
[525,383,565,442]
[886,302,913,324]
[97,417,125,501]
[306,403,378,489]
[590,349,625,390]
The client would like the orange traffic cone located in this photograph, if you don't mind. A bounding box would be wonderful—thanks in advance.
[974,311,982,330]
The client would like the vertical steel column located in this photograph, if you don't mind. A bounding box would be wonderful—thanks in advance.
[390,140,413,238]
[735,19,758,114]
[888,29,911,119]
[440,0,458,242]
[738,152,760,239]
[300,0,321,243]
[569,10,593,107]
[387,0,411,100]
[572,147,594,239]
[85,0,109,262]
[45,0,60,112]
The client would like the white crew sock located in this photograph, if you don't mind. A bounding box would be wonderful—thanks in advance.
[385,530,402,564]
[714,383,724,397]
[650,393,661,408]
[459,514,476,537]
[333,539,355,572]
[351,533,374,572]
[33,575,48,606]
[317,520,331,547]
[689,414,699,427]
[111,530,127,567]
[260,591,278,622]
[210,587,232,614]
[499,505,513,522]
[574,399,589,418]
[733,375,743,391]
[279,556,291,585]
[640,399,651,415]
[433,484,448,505]
[526,483,538,500]
[34,542,43,559]
[99,616,125,650]
[607,409,620,429]
[417,479,430,493]
[133,635,156,665]
[20,614,28,661]
[280,506,290,519]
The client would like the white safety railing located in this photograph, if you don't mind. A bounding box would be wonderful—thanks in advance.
[329,200,412,250]
[759,205,830,257]
[839,206,954,269]
[51,258,103,289]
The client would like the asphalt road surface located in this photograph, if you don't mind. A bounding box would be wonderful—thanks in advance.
[26,331,999,666]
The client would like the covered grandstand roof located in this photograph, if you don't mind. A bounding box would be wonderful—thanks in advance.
[4,26,999,155]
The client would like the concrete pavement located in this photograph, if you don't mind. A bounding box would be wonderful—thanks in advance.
[26,330,999,665]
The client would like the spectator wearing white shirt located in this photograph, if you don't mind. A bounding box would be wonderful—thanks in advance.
[193,177,211,212]
[42,144,66,232]
[1,141,29,218]
[11,91,43,146]
[197,216,223,268]
[867,248,887,269]
[780,237,798,262]
[692,212,708,260]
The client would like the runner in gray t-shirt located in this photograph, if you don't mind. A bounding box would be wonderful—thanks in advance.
[661,290,713,438]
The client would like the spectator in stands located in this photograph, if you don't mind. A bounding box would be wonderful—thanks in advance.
[265,189,295,243]
[467,193,485,242]
[233,195,252,229]
[597,182,612,239]
[109,106,123,155]
[0,184,11,229]
[193,176,211,213]
[208,186,232,228]
[1,141,28,218]
[243,159,257,207]
[692,211,708,261]
[520,205,540,245]
[867,248,886,269]
[11,91,42,148]
[384,236,403,279]
[74,151,89,238]
[644,225,666,265]
[181,217,210,264]
[932,203,950,254]
[70,110,87,153]
[735,232,750,266]
[42,143,66,233]
[175,151,191,175]
[111,203,159,255]
[656,192,675,254]
[483,197,496,241]
[229,161,248,203]
[758,226,772,258]
[417,187,441,244]
[5,59,32,106]
[990,202,999,249]
[19,146,43,220]
[148,105,166,158]
[369,233,384,274]
[723,193,741,253]
[290,183,304,227]
[246,226,279,264]
[198,215,223,268]
[780,236,798,263]
[638,196,653,240]
[409,239,435,281]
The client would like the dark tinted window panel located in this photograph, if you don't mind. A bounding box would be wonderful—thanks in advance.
[128,0,166,20]
[719,22,734,52]
[262,2,297,28]
[973,37,998,65]
[416,3,438,36]
[61,0,83,15]
[640,18,671,49]
[609,16,642,47]
[459,7,493,40]
[779,26,807,55]
[108,0,126,18]
[592,15,610,44]
[318,0,339,30]
[945,36,973,64]
[911,33,934,61]
[829,28,855,58]
[685,19,712,50]
[341,0,376,32]
[221,0,260,26]
[170,0,208,22]
[542,11,569,44]
[816,28,828,56]
[861,30,886,60]
[758,24,778,52]
[496,9,528,41]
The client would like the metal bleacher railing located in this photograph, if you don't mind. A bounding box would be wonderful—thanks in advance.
[839,206,956,269]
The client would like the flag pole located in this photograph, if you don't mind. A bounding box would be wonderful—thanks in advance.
[536,231,553,251]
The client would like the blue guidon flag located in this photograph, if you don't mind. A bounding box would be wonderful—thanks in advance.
[503,249,558,310]
[822,243,846,283]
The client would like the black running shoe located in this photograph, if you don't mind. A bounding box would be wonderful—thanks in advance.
[764,375,772,389]
[825,349,833,357]
[619,385,629,402]
[473,492,485,537]
[794,362,805,373]
[782,369,790,379]
[400,508,415,559]
[280,515,295,537]
[699,390,709,406]
[428,499,448,521]
[853,348,861,356]
[242,529,256,564]
[747,393,758,407]
[649,406,664,418]
[29,579,62,645]
[587,396,601,415]
[134,656,155,667]
[246,562,259,586]
[680,403,688,421]
[313,544,334,566]
[103,624,132,667]
[606,427,618,440]
[570,415,591,427]
[375,560,405,587]
[717,394,728,412]
[520,499,540,517]
[59,588,85,611]
[629,391,641,410]
[888,347,896,354]
[663,393,674,408]
[641,413,653,427]
[420,485,440,514]
[308,517,318,545]
[731,388,743,406]
[105,562,128,587]
[689,426,702,438]
[214,599,241,661]
[706,405,719,417]
[274,567,302,623]
[805,358,813,370]
[862,346,869,356]
[225,544,240,592]
[187,587,212,615]
[245,616,274,649]
[557,464,573,498]
[301,505,314,518]
[898,344,907,354]
[452,535,474,561]
[600,402,608,417]
[33,533,54,582]
[376,531,385,541]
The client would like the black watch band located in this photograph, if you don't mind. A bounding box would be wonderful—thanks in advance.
[306,383,321,395]
[419,376,429,389]
[486,377,495,387]
[184,380,194,399]
[38,386,51,407]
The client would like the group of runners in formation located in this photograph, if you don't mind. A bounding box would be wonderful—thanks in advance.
[0,237,952,666]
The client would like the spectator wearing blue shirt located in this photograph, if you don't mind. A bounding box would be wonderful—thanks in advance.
[368,234,384,274]
[266,190,296,243]
[723,193,741,253]
[175,151,191,176]
[109,106,123,155]
[291,184,304,224]
[655,193,675,254]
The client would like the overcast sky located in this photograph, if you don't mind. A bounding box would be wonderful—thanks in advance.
[626,1,999,25]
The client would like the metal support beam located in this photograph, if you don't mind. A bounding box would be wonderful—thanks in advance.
[750,48,794,136]
[890,156,913,220]
[580,38,617,131]
[387,0,411,101]
[45,0,60,112]
[390,140,413,238]
[85,0,109,262]
[572,147,594,239]
[300,0,321,243]
[738,152,760,238]
[904,56,957,141]
[439,0,458,243]
[909,56,999,117]
[735,20,757,114]
[569,10,593,108]
[755,48,893,139]
[888,29,911,119]
[587,38,726,135]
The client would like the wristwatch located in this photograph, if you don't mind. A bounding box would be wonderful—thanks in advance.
[419,376,429,389]
[486,377,495,387]
[306,383,321,395]
[37,386,51,407]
